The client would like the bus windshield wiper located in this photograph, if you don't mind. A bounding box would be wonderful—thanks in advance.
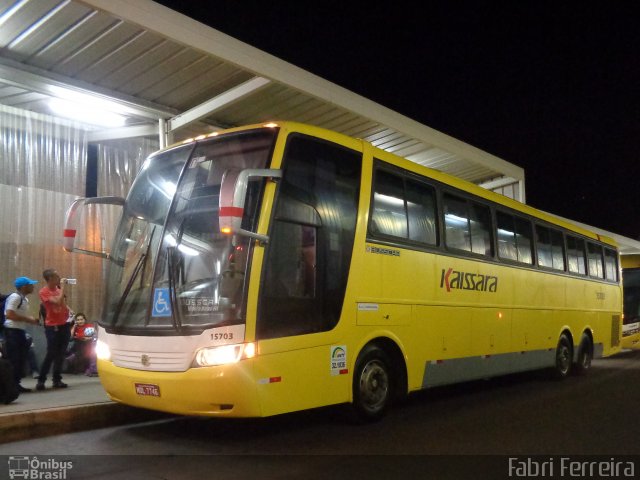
[167,246,182,331]
[112,227,156,327]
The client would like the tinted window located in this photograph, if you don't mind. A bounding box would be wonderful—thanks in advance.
[259,135,361,339]
[567,235,586,275]
[444,193,492,257]
[264,222,317,298]
[469,203,493,256]
[370,169,438,245]
[496,212,533,264]
[587,242,604,278]
[444,194,470,252]
[371,170,407,238]
[406,179,437,244]
[536,225,565,271]
[604,248,618,282]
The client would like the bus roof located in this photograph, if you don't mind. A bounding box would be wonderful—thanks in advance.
[170,121,617,248]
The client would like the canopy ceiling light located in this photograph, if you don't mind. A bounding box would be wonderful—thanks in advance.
[49,98,127,128]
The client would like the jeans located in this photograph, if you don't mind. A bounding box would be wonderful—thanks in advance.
[3,328,28,387]
[38,324,71,383]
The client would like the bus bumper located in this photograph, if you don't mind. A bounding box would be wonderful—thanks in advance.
[97,358,262,417]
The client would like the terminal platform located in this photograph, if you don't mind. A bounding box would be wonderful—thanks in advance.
[0,374,170,444]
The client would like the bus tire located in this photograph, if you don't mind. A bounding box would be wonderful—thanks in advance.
[573,333,593,375]
[552,333,573,379]
[352,345,393,422]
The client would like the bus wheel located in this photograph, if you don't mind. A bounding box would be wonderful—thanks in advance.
[352,346,392,422]
[553,333,573,379]
[573,333,593,375]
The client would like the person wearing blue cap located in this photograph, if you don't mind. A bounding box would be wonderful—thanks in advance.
[3,276,39,393]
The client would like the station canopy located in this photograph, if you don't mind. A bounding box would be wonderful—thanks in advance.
[0,0,524,197]
[2,0,639,254]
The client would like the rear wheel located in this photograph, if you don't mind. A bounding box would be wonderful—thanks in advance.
[573,333,593,375]
[552,333,573,379]
[352,346,393,422]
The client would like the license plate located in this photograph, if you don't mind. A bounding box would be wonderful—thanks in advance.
[135,383,160,397]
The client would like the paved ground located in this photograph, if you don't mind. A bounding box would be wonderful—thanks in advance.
[1,374,108,415]
[2,352,640,479]
[0,374,169,443]
[2,349,640,454]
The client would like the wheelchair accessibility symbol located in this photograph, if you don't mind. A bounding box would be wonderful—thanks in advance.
[152,288,172,317]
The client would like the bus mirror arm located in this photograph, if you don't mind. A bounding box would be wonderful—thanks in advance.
[63,196,125,257]
[219,168,282,244]
[234,228,269,245]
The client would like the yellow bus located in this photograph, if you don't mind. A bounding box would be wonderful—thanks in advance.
[622,254,640,349]
[64,122,622,421]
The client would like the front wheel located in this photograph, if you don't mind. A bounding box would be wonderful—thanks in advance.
[352,346,393,422]
[552,333,573,379]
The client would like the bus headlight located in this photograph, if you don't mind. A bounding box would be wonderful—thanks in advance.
[194,342,256,367]
[95,339,111,361]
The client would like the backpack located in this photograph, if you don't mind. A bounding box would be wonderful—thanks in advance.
[0,293,24,331]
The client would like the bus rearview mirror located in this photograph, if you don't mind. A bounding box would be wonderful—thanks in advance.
[219,168,282,243]
[63,196,125,258]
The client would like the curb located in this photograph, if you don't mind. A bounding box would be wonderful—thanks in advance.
[0,402,171,444]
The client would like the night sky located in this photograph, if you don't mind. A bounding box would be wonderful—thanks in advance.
[157,1,639,240]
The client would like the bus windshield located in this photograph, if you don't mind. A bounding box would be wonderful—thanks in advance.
[103,128,278,333]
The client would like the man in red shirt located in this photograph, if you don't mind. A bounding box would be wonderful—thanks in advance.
[36,268,72,390]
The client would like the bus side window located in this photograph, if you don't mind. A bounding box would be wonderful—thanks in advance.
[259,134,361,340]
[497,212,518,261]
[567,235,587,275]
[406,178,437,245]
[497,212,533,264]
[587,242,604,279]
[604,248,618,282]
[514,217,533,264]
[264,221,317,299]
[549,228,566,271]
[369,169,438,246]
[444,193,492,257]
[444,194,471,252]
[371,170,407,238]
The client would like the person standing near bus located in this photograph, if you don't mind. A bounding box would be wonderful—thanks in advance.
[36,268,72,390]
[3,276,39,393]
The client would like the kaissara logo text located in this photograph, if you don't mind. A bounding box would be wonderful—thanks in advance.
[440,268,498,293]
